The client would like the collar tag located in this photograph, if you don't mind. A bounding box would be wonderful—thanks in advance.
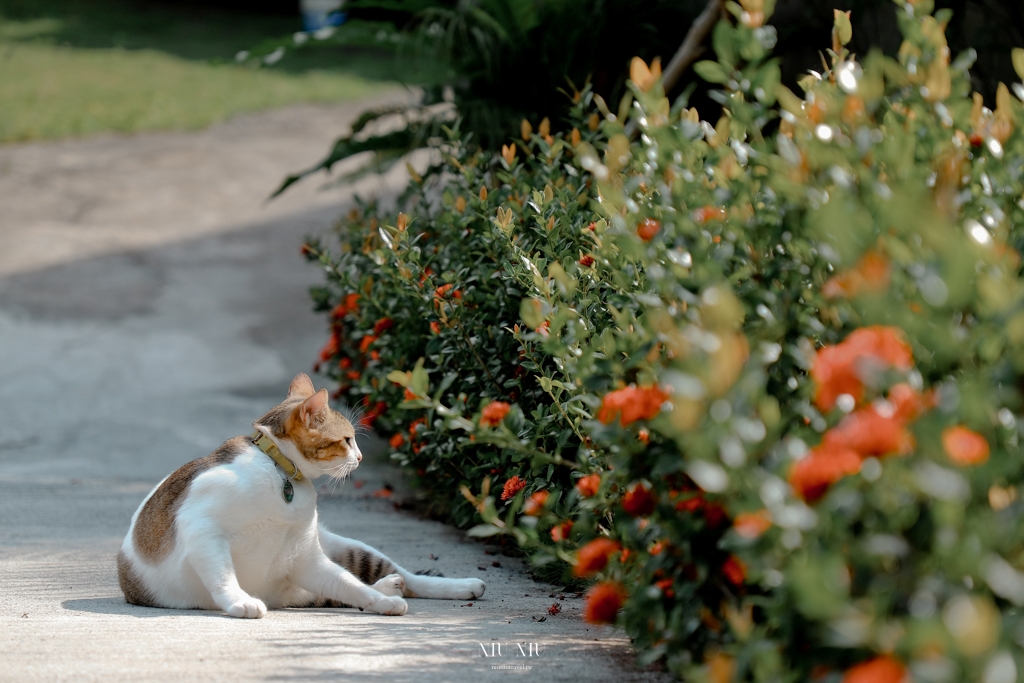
[251,430,304,482]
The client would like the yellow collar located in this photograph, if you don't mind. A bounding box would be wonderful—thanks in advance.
[251,430,304,481]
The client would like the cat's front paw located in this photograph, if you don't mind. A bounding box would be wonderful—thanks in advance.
[225,596,267,619]
[370,595,408,616]
[372,573,406,597]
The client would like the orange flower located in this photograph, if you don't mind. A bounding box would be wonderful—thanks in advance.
[722,555,746,586]
[576,473,601,497]
[524,490,549,515]
[889,383,934,422]
[389,433,405,449]
[842,657,908,683]
[359,401,387,427]
[403,388,417,401]
[822,406,915,458]
[694,206,727,224]
[501,475,527,501]
[584,581,625,624]
[790,444,862,502]
[638,428,650,444]
[317,334,339,363]
[550,520,573,542]
[481,401,511,427]
[654,578,674,598]
[811,326,913,411]
[637,218,660,241]
[430,321,441,334]
[943,426,990,466]
[733,510,772,539]
[359,335,377,353]
[622,483,656,516]
[408,417,426,439]
[373,318,395,334]
[597,385,668,426]
[822,250,891,299]
[579,254,595,267]
[573,538,621,577]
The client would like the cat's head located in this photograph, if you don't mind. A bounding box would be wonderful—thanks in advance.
[253,373,362,480]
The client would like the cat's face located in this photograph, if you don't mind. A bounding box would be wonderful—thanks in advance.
[255,373,362,479]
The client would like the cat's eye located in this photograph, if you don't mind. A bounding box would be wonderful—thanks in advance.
[346,437,354,447]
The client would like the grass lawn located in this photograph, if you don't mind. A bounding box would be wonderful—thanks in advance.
[0,0,400,142]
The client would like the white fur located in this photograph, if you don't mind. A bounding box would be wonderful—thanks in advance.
[121,437,485,618]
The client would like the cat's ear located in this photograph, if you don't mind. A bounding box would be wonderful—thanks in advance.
[288,373,316,399]
[299,389,329,427]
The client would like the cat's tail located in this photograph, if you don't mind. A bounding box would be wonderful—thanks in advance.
[318,526,486,600]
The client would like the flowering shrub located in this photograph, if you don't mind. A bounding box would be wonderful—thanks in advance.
[308,1,1024,678]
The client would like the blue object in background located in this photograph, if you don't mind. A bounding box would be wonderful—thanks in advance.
[300,0,347,31]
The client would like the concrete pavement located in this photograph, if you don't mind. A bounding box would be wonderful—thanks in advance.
[0,100,672,682]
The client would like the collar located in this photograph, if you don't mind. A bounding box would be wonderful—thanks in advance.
[251,430,304,481]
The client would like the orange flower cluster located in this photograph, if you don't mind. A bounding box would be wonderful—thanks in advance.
[842,657,907,683]
[584,582,625,624]
[573,538,621,577]
[359,400,387,428]
[596,385,668,426]
[575,473,601,497]
[389,433,405,449]
[331,293,360,320]
[637,218,660,241]
[501,475,526,501]
[622,483,656,516]
[373,317,395,334]
[733,510,772,539]
[481,401,511,427]
[942,425,990,466]
[579,254,595,267]
[523,490,549,515]
[693,206,727,224]
[795,326,939,502]
[721,555,746,586]
[550,520,573,542]
[822,250,891,299]
[811,326,913,412]
[433,284,463,303]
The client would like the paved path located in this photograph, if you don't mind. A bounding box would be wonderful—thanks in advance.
[0,100,671,682]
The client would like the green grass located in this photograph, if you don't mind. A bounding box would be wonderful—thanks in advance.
[0,0,400,142]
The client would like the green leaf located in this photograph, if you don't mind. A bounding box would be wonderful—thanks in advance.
[386,370,411,387]
[1014,48,1024,81]
[694,60,730,84]
[712,21,736,67]
[466,524,504,538]
[833,10,852,46]
[411,357,430,397]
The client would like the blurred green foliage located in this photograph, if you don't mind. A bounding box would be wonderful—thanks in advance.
[306,0,1024,679]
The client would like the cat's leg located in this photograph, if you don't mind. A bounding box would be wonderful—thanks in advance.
[318,526,486,600]
[289,551,407,616]
[185,537,267,618]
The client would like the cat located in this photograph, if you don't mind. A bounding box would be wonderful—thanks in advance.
[117,372,485,618]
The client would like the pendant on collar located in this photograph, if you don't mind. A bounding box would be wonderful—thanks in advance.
[283,479,294,503]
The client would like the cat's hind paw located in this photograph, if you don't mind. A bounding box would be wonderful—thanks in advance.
[370,595,408,616]
[224,596,267,619]
[372,573,406,597]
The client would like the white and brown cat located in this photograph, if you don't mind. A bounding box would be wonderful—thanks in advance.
[117,373,485,618]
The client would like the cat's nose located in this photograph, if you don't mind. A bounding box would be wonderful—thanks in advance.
[356,452,362,462]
